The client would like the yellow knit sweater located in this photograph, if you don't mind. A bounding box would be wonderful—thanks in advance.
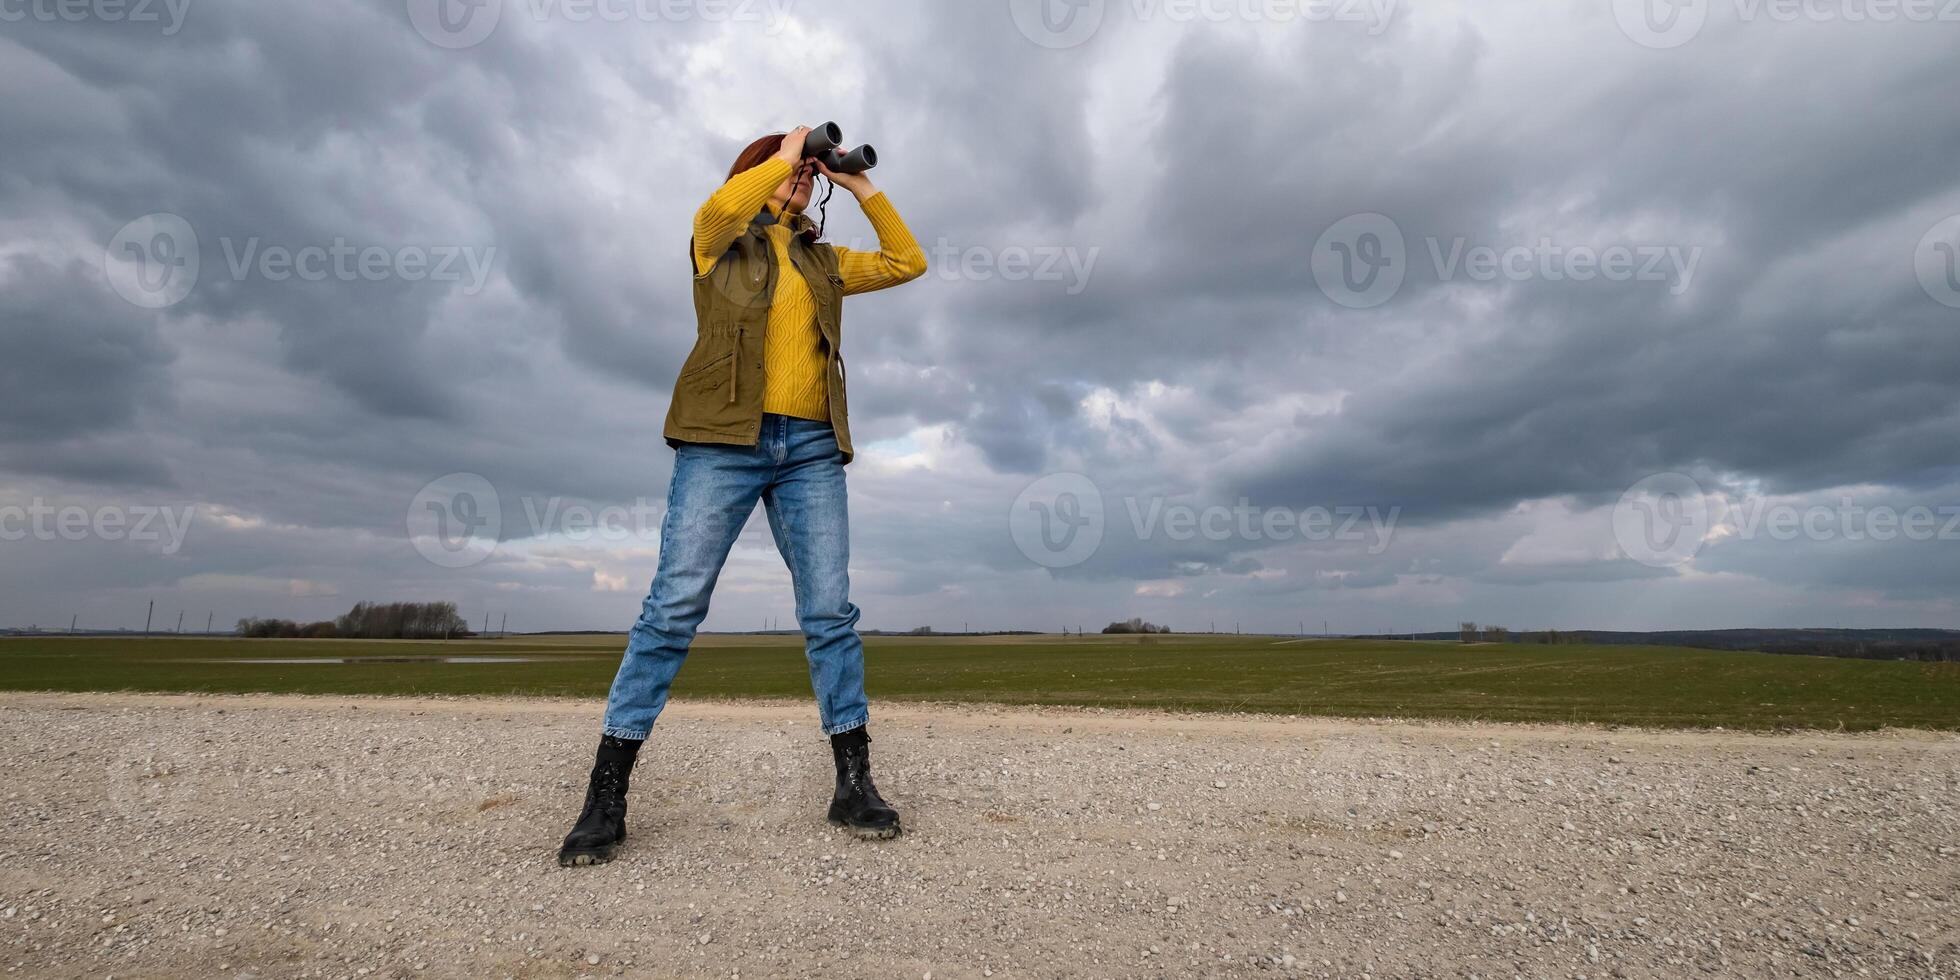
[692,157,927,420]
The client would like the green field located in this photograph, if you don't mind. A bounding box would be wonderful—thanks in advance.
[5,633,1956,731]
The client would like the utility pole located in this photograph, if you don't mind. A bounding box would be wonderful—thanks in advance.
[483,611,491,636]
[499,613,507,638]
[70,614,78,634]
[144,600,154,636]
[206,612,214,634]
[175,610,184,634]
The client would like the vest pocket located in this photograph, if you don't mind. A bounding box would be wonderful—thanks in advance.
[676,349,733,405]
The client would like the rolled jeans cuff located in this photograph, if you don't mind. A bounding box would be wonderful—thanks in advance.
[821,712,868,737]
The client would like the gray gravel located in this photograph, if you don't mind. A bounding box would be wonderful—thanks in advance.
[1,691,1956,979]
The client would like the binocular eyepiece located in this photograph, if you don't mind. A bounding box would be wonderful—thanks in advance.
[803,121,877,175]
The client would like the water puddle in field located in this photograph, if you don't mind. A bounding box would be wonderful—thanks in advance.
[181,656,590,665]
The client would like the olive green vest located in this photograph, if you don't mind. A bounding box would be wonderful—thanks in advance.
[663,208,854,462]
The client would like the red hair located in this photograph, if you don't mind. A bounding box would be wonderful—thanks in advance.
[728,133,787,179]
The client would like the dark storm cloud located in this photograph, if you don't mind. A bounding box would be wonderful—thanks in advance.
[0,254,176,485]
[0,255,171,443]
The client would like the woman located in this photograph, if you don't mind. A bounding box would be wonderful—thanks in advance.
[558,126,928,866]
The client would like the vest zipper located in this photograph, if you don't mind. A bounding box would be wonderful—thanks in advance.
[727,327,742,404]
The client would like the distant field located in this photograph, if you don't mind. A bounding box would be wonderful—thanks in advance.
[2,634,1955,730]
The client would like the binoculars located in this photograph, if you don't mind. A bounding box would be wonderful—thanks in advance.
[803,121,877,175]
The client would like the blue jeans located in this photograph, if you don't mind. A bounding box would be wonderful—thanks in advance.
[603,414,869,739]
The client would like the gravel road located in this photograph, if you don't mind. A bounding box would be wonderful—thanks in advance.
[1,691,1955,979]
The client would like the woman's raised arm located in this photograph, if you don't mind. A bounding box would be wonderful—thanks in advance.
[691,126,810,276]
[818,162,927,294]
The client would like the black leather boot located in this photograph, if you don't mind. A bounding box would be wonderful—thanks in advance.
[827,727,901,840]
[557,736,638,866]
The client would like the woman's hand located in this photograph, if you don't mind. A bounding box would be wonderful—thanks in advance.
[773,126,812,166]
[815,158,877,199]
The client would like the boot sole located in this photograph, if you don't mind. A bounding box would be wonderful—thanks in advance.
[557,843,617,867]
[828,816,902,840]
[556,831,624,867]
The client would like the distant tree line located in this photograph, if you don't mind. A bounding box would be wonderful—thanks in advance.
[1570,628,1960,663]
[235,618,338,638]
[1103,618,1172,634]
[235,601,471,640]
[1458,622,1511,643]
[1517,629,1585,644]
[1430,625,1960,660]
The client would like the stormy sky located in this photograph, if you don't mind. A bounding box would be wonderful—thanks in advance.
[3,0,1959,635]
